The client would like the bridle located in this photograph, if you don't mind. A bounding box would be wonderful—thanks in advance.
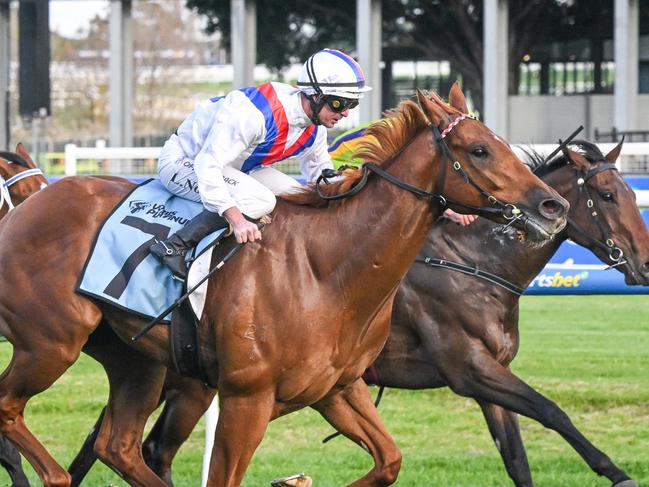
[564,155,627,270]
[530,126,626,267]
[316,114,525,223]
[0,167,45,212]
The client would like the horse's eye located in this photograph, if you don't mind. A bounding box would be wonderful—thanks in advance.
[471,147,488,159]
[600,191,615,203]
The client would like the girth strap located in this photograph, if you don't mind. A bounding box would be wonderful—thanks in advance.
[169,298,213,385]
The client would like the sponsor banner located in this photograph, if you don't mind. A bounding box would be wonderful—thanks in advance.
[625,176,649,191]
[526,208,649,295]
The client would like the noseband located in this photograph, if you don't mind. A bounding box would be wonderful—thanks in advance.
[565,158,627,269]
[0,167,45,212]
[317,114,523,222]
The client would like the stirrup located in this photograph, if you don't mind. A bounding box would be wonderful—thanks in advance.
[161,254,188,281]
[150,239,189,281]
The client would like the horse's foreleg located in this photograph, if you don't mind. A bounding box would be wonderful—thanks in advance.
[477,400,532,487]
[447,353,635,486]
[68,407,105,487]
[206,391,274,487]
[92,349,168,487]
[142,373,217,486]
[0,350,79,487]
[0,435,30,487]
[312,379,401,487]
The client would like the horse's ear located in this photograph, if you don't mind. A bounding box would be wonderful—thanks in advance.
[448,81,468,113]
[416,89,448,126]
[605,136,624,164]
[14,142,36,168]
[562,146,590,171]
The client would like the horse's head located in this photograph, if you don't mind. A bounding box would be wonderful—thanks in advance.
[0,143,48,217]
[415,83,568,243]
[541,140,649,285]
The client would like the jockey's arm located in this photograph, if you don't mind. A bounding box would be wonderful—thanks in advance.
[194,93,265,242]
[298,128,333,184]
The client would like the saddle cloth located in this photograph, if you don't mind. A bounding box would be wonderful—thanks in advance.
[77,178,225,322]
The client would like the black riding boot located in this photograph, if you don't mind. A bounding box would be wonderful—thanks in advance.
[149,209,229,280]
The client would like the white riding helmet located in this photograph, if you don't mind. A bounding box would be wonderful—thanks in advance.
[297,49,372,100]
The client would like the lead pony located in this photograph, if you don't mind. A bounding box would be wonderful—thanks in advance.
[0,84,567,487]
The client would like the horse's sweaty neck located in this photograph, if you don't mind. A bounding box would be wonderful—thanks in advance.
[314,133,441,300]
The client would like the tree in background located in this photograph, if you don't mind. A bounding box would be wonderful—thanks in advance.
[13,0,222,150]
[185,0,647,113]
[186,0,355,74]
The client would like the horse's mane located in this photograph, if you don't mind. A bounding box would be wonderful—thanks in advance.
[0,151,30,168]
[520,140,605,177]
[281,96,437,207]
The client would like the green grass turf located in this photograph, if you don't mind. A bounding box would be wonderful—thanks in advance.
[0,295,647,486]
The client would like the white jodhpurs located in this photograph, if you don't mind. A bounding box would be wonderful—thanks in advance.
[158,155,303,219]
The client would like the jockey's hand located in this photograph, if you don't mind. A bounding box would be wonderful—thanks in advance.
[224,207,262,244]
[443,208,477,226]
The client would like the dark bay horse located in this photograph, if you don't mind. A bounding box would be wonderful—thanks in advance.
[0,84,568,487]
[368,141,647,487]
[70,140,647,487]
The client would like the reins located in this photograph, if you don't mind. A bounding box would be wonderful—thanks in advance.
[316,114,524,223]
[414,141,629,295]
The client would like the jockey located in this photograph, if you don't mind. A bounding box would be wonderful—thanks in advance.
[151,48,372,280]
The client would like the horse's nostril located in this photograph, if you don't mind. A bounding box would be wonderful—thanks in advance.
[539,198,567,219]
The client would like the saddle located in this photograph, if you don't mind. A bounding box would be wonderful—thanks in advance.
[77,178,270,385]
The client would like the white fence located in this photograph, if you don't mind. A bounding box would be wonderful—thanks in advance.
[63,142,649,206]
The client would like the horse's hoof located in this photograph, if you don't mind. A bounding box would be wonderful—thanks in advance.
[271,473,313,487]
[613,480,638,487]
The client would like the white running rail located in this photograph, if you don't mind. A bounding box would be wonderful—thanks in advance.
[63,142,649,175]
[63,142,649,205]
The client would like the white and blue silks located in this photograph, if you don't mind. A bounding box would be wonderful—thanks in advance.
[77,178,225,321]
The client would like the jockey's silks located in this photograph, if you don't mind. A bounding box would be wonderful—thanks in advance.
[240,83,318,173]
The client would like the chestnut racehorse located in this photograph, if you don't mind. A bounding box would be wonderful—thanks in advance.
[69,140,647,487]
[0,85,568,487]
[0,144,45,487]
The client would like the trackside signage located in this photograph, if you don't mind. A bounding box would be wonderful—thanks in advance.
[525,207,649,295]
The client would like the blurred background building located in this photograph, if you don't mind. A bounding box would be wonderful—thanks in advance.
[0,0,647,175]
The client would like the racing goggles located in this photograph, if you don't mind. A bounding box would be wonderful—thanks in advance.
[324,96,359,113]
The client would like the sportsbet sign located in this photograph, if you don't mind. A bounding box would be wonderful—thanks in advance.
[525,208,649,295]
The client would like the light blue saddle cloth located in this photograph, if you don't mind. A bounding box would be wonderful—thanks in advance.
[77,178,225,321]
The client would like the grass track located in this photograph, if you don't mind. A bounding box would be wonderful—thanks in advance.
[0,295,647,486]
